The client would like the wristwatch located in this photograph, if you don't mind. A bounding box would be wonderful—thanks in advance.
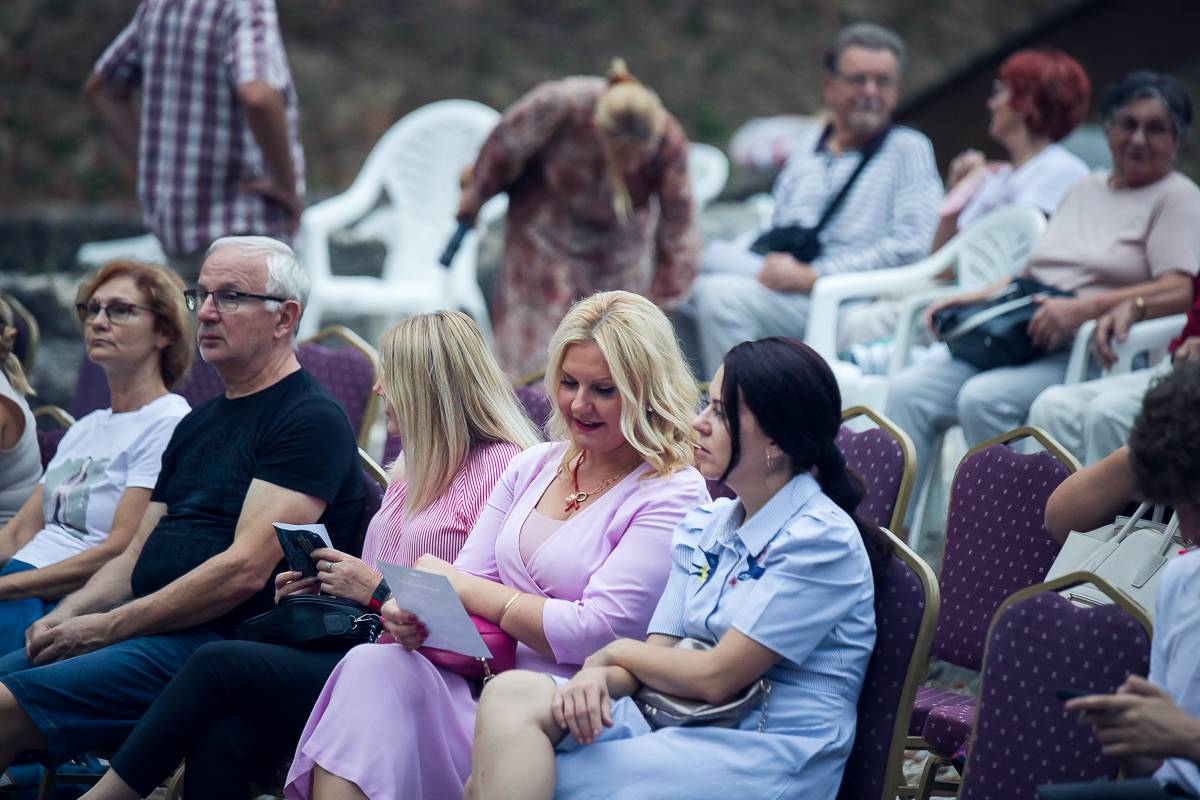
[1133,295,1147,321]
[367,579,391,613]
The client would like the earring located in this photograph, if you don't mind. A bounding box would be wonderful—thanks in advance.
[766,448,775,471]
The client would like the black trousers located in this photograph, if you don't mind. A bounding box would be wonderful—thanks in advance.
[108,640,346,799]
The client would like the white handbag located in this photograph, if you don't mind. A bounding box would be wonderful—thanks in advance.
[1046,502,1183,618]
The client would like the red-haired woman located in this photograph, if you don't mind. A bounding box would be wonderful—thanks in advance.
[933,48,1092,249]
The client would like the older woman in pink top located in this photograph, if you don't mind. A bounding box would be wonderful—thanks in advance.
[285,291,709,800]
[81,312,540,800]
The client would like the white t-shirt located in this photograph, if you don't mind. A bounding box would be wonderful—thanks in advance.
[13,392,190,569]
[0,371,40,525]
[1151,549,1200,794]
[957,143,1089,230]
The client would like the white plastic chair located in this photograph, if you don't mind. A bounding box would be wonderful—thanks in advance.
[1064,313,1187,384]
[687,143,729,209]
[76,234,167,268]
[804,204,1048,410]
[297,99,503,339]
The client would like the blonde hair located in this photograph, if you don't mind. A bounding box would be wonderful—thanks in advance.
[0,297,33,397]
[381,311,540,515]
[75,261,194,388]
[594,58,668,221]
[544,291,698,478]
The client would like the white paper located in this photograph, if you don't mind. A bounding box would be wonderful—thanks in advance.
[274,522,332,548]
[376,562,493,659]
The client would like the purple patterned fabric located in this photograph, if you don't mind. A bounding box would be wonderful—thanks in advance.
[923,699,977,754]
[931,445,1069,671]
[836,424,906,530]
[92,0,304,255]
[177,353,223,407]
[957,592,1150,799]
[36,428,66,469]
[514,386,553,436]
[909,686,975,736]
[68,357,110,420]
[349,468,385,559]
[297,341,376,439]
[837,551,932,800]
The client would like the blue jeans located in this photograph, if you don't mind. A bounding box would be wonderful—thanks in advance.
[0,561,56,656]
[0,627,223,762]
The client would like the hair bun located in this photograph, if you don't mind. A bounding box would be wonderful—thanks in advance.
[607,57,637,86]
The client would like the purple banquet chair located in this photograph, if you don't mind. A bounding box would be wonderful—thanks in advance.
[949,574,1152,800]
[296,325,380,448]
[32,405,75,468]
[836,529,940,800]
[837,405,917,532]
[908,427,1080,794]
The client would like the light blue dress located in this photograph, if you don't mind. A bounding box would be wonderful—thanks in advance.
[554,472,877,799]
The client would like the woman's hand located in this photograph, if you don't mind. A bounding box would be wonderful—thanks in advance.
[923,289,989,336]
[1090,300,1140,369]
[274,570,319,604]
[310,548,380,607]
[1173,336,1200,367]
[553,667,614,745]
[1028,295,1095,350]
[380,598,429,650]
[1067,675,1200,765]
[947,149,987,189]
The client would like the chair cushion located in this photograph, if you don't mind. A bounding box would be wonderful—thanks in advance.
[922,698,977,755]
[909,686,974,736]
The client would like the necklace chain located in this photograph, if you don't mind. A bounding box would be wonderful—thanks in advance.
[561,452,639,512]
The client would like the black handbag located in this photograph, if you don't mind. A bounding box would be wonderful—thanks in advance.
[932,277,1074,370]
[236,594,382,651]
[751,125,891,264]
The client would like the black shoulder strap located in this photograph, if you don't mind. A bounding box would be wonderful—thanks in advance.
[812,125,892,236]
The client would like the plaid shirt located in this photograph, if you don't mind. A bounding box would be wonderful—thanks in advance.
[94,0,305,256]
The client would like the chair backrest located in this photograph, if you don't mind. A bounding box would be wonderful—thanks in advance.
[3,293,39,374]
[177,347,224,408]
[68,356,110,419]
[958,574,1152,799]
[1065,314,1186,385]
[931,427,1079,670]
[514,385,553,440]
[32,405,75,468]
[365,100,499,283]
[296,326,380,447]
[837,529,940,800]
[954,204,1048,291]
[350,449,389,559]
[837,405,916,532]
[687,142,730,209]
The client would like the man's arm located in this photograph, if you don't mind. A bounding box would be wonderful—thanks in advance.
[236,81,299,224]
[106,478,324,637]
[83,72,139,161]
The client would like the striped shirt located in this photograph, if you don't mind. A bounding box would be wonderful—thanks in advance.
[770,124,942,275]
[361,440,522,571]
[93,0,305,256]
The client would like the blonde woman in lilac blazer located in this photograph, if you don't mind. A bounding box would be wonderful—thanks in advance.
[285,291,709,800]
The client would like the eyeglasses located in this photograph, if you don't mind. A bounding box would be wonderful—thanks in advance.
[1109,115,1174,140]
[75,300,154,325]
[835,71,896,90]
[184,288,287,314]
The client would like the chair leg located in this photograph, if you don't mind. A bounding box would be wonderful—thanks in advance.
[915,751,960,800]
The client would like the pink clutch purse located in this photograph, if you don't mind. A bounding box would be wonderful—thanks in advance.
[409,614,517,683]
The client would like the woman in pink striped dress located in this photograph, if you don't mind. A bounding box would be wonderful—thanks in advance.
[79,312,540,800]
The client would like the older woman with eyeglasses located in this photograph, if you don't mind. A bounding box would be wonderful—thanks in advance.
[887,71,1200,524]
[0,261,192,653]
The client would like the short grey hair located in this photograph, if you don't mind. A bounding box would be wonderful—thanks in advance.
[825,22,907,74]
[1101,70,1193,142]
[206,235,310,319]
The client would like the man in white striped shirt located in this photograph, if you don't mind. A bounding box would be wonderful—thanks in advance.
[692,23,942,374]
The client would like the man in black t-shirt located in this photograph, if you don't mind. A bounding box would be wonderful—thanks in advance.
[0,236,364,770]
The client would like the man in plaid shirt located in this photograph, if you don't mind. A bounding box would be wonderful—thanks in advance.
[84,0,305,280]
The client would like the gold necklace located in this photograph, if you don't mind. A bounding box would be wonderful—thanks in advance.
[561,452,639,512]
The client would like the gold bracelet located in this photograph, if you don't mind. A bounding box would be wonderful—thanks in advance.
[498,592,521,625]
